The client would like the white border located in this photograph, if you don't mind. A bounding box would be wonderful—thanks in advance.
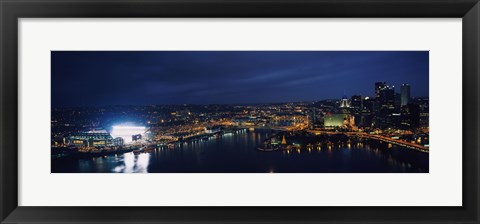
[19,18,462,206]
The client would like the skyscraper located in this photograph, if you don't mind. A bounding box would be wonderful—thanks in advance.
[358,97,373,128]
[373,83,395,129]
[401,103,420,129]
[378,85,395,112]
[401,84,411,106]
[375,82,387,99]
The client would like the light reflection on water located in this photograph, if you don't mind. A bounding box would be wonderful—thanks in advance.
[112,152,150,173]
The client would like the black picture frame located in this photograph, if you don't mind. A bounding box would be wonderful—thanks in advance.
[1,0,479,223]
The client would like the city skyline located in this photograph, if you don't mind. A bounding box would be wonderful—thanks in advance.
[52,51,429,107]
[51,51,429,173]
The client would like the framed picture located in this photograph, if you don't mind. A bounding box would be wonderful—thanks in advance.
[1,0,479,223]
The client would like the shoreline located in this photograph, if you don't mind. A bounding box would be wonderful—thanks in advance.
[52,129,428,161]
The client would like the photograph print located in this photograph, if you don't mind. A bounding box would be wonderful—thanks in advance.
[51,51,429,173]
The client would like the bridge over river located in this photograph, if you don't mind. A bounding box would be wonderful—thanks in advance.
[308,130,429,153]
[234,126,429,153]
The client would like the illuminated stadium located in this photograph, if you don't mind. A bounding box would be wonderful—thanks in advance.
[110,125,147,143]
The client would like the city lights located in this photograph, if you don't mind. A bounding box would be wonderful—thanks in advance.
[50,51,429,173]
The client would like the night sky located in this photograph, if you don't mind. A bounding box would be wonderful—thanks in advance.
[52,51,428,107]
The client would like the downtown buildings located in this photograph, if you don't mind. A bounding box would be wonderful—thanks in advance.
[322,81,427,132]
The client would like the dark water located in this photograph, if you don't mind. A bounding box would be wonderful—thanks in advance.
[51,130,429,173]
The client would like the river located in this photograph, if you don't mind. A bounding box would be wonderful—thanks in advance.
[51,129,429,173]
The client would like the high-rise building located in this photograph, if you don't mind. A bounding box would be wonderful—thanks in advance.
[401,84,411,106]
[374,82,386,112]
[351,95,362,108]
[373,83,396,129]
[359,97,374,127]
[378,85,395,112]
[401,103,420,129]
[362,97,374,112]
[375,82,387,99]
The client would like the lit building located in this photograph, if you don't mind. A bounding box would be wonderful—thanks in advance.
[417,97,429,128]
[340,95,351,108]
[359,97,373,127]
[401,103,420,129]
[67,129,114,147]
[375,82,387,99]
[271,115,307,127]
[373,82,397,129]
[233,117,256,126]
[401,84,411,106]
[112,137,124,146]
[378,85,395,112]
[348,115,355,128]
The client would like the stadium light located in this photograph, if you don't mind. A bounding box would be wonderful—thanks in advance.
[111,125,146,143]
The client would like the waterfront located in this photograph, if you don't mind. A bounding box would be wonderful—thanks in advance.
[51,130,428,173]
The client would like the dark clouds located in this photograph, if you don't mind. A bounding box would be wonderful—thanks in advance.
[51,51,428,107]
